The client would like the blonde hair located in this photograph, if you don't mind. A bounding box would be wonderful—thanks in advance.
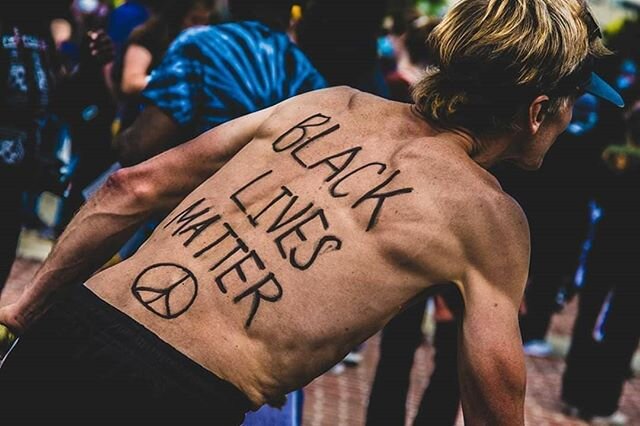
[413,0,610,135]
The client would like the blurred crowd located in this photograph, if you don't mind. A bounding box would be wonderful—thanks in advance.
[0,0,638,425]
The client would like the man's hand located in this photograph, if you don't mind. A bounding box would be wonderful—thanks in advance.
[80,30,115,68]
[0,306,21,359]
[0,324,17,358]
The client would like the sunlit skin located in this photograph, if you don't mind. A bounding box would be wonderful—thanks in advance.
[121,2,213,96]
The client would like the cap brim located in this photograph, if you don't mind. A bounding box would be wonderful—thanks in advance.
[586,72,625,108]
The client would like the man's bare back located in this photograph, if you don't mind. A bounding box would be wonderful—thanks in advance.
[85,88,527,405]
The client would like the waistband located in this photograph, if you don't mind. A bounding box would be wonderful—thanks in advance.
[58,285,253,412]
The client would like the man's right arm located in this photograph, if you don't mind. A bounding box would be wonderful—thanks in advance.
[0,106,274,333]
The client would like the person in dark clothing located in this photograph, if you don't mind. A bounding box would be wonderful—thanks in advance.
[366,287,462,426]
[493,112,595,356]
[561,97,640,426]
[107,0,159,57]
[50,1,119,236]
[0,2,61,289]
[0,0,114,290]
[297,0,389,96]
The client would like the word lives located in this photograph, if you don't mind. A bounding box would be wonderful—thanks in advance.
[230,169,343,271]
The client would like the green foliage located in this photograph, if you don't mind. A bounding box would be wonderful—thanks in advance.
[416,0,448,16]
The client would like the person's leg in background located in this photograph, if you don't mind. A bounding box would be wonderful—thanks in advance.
[413,319,459,425]
[588,277,639,421]
[561,270,612,414]
[413,287,463,425]
[519,272,568,356]
[562,269,639,423]
[366,301,426,426]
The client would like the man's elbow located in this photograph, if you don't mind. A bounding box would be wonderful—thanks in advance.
[466,353,526,425]
[504,364,527,406]
[493,355,526,423]
[104,166,156,209]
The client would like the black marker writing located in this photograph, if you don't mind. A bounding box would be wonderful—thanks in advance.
[352,170,414,232]
[290,124,341,168]
[329,162,387,198]
[214,250,265,295]
[230,170,273,215]
[272,113,332,152]
[234,273,283,328]
[164,198,211,236]
[156,198,287,329]
[193,223,249,272]
[132,263,198,319]
[249,186,292,227]
[307,146,362,182]
[274,208,342,270]
[266,193,314,234]
[290,236,342,271]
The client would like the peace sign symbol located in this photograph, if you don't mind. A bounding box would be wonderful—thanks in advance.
[131,263,198,319]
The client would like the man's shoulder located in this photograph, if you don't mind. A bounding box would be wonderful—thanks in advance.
[453,180,530,269]
[434,167,529,252]
[277,86,388,111]
[463,182,527,237]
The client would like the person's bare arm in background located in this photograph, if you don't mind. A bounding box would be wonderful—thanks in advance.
[113,106,180,166]
[120,44,153,96]
[457,196,529,425]
[0,106,274,333]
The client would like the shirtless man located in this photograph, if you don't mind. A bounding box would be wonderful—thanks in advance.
[0,0,624,424]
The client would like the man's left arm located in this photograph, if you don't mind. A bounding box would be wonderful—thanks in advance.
[457,276,527,425]
[456,198,530,426]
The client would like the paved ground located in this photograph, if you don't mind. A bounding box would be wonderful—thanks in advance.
[1,231,638,425]
[300,300,640,426]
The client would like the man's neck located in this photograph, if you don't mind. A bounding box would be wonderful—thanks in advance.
[445,129,515,170]
[407,106,520,170]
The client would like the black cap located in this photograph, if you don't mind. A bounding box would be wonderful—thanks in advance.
[586,72,625,108]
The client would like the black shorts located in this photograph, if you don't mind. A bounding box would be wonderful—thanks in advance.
[0,286,251,425]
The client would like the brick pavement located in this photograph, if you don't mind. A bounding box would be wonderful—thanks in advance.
[1,257,638,425]
[302,302,639,426]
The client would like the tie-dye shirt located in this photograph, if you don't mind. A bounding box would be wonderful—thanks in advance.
[143,21,327,142]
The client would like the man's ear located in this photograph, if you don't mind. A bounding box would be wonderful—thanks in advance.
[528,95,550,135]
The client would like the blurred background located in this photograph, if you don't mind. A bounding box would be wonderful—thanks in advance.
[0,0,638,424]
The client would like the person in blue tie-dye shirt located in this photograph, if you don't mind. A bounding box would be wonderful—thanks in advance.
[113,0,326,166]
